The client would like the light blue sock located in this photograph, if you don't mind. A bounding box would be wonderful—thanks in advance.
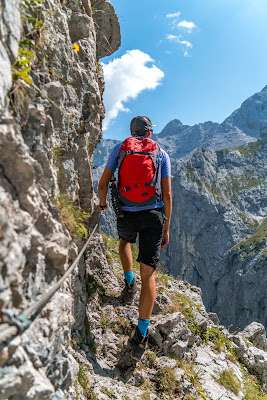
[138,318,150,337]
[124,271,134,283]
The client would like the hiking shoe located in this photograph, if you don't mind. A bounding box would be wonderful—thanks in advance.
[129,326,149,360]
[121,278,137,304]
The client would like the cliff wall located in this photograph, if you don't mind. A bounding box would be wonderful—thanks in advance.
[162,129,267,331]
[0,0,120,398]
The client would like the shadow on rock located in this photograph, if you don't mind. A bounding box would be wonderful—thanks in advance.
[115,338,138,379]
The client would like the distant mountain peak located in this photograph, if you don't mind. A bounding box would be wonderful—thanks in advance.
[163,119,184,128]
[157,119,191,138]
[154,85,267,156]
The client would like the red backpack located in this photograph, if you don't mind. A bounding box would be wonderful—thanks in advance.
[117,137,162,207]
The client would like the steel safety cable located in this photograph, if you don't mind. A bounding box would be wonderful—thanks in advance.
[0,223,98,347]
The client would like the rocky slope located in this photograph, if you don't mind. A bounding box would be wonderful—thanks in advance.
[162,127,267,331]
[61,235,267,400]
[0,0,120,398]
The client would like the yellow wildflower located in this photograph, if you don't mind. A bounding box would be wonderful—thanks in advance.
[73,43,80,52]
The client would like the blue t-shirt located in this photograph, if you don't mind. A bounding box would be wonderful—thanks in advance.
[105,141,171,212]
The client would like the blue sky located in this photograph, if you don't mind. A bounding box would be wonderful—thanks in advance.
[101,0,267,140]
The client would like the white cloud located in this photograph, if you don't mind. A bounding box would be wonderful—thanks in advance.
[166,34,193,49]
[177,20,196,31]
[102,50,164,131]
[166,34,177,40]
[166,34,193,56]
[166,11,181,18]
[179,40,193,48]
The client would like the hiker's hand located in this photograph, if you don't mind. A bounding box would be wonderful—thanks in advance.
[161,230,169,249]
[98,203,109,213]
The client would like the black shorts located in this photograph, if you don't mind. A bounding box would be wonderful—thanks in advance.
[117,209,165,269]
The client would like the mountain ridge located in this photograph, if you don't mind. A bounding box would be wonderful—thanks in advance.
[153,85,267,159]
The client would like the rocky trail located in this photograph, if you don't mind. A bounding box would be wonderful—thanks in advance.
[54,235,267,400]
[1,0,267,399]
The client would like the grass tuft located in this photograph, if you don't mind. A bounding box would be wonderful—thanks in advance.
[100,387,116,398]
[237,218,267,258]
[201,326,235,356]
[77,364,98,399]
[244,373,267,399]
[156,366,181,398]
[145,350,158,368]
[215,369,242,395]
[51,194,90,240]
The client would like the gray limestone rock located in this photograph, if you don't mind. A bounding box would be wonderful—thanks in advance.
[93,0,121,59]
[233,332,267,390]
[0,0,20,109]
[161,131,267,331]
[0,0,120,398]
[239,322,267,351]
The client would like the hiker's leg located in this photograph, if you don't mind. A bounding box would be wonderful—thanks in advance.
[139,262,156,319]
[119,238,133,273]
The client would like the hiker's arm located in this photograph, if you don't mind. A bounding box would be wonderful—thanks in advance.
[98,168,113,209]
[161,177,172,249]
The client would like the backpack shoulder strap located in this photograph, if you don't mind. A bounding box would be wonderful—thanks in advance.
[147,142,162,198]
[117,137,131,169]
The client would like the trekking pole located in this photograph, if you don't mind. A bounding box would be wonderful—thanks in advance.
[109,177,124,219]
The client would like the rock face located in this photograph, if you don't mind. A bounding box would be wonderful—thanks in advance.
[0,0,21,108]
[162,129,267,331]
[0,0,120,398]
[154,86,267,158]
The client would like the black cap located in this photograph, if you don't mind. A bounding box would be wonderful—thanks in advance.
[130,116,156,135]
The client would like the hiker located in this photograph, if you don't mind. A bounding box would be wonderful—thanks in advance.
[98,116,172,359]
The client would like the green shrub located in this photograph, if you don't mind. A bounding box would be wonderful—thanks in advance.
[77,364,97,399]
[174,358,207,399]
[52,145,69,168]
[99,311,113,332]
[215,369,241,395]
[237,218,267,258]
[112,316,131,334]
[101,232,121,266]
[146,350,158,368]
[77,364,90,389]
[201,326,234,354]
[141,392,151,400]
[244,374,267,399]
[236,141,261,155]
[156,366,181,398]
[100,387,116,398]
[51,194,90,240]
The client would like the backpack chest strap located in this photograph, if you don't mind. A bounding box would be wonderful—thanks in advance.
[125,150,154,156]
